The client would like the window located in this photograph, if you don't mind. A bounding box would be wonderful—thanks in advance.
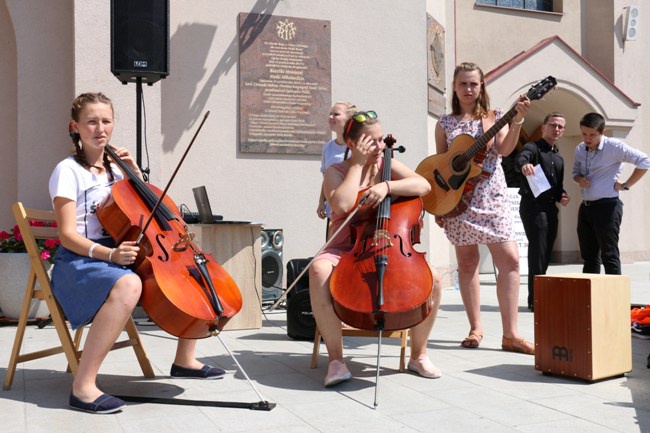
[476,0,554,12]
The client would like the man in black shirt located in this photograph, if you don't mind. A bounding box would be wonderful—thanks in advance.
[516,112,570,311]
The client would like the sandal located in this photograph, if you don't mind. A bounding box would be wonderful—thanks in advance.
[460,332,483,349]
[501,336,535,355]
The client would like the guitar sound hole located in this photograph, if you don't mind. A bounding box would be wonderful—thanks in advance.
[451,155,469,173]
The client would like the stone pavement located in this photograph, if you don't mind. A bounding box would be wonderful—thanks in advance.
[1,263,649,433]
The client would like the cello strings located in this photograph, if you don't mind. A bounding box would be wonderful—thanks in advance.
[371,139,395,408]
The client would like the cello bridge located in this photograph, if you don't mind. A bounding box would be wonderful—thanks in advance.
[371,229,393,248]
[173,232,196,252]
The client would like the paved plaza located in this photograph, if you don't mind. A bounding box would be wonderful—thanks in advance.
[1,263,649,433]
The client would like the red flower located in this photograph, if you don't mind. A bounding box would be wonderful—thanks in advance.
[0,221,59,263]
[44,239,60,249]
[13,225,23,242]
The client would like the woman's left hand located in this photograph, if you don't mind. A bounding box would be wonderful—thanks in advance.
[109,145,142,179]
[360,182,390,208]
[513,95,531,123]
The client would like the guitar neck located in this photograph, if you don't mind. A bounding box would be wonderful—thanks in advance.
[466,106,518,159]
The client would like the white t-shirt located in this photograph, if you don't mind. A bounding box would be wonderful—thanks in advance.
[49,156,124,240]
[320,139,346,174]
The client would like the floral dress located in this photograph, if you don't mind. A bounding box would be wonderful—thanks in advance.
[438,109,514,246]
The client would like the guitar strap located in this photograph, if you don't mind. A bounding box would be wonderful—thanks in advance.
[478,109,496,160]
[446,110,496,217]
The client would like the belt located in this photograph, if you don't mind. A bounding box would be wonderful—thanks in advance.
[582,197,619,207]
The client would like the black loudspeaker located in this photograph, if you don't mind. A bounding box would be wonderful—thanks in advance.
[111,0,170,84]
[261,229,283,302]
[286,258,315,340]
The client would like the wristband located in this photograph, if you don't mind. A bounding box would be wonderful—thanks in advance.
[513,118,525,125]
[108,248,115,263]
[385,181,391,195]
[88,243,99,259]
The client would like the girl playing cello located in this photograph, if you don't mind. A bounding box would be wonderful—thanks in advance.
[49,92,226,414]
[309,110,443,387]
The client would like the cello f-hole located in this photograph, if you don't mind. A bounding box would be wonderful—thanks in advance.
[394,234,413,258]
[155,234,170,262]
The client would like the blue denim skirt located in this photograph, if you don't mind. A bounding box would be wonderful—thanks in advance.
[50,238,134,329]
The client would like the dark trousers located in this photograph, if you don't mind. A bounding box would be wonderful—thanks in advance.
[577,198,623,275]
[520,199,559,307]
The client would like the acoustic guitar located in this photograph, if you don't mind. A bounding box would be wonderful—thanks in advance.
[416,76,557,216]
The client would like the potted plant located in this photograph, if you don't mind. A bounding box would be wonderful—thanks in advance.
[0,222,60,319]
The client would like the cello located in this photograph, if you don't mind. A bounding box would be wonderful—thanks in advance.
[97,116,242,339]
[330,135,434,332]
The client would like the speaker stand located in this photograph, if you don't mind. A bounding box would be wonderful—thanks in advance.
[135,77,150,181]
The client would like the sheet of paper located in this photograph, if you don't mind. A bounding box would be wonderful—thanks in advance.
[527,164,551,198]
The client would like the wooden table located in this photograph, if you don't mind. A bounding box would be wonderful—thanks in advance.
[190,223,262,330]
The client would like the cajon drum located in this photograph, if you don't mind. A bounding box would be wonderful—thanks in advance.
[534,274,632,381]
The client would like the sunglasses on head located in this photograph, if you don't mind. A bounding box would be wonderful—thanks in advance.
[352,110,378,123]
[345,110,378,138]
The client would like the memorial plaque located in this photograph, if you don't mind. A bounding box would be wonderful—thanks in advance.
[239,13,331,154]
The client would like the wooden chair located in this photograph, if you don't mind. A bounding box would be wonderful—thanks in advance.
[311,326,409,372]
[3,202,154,390]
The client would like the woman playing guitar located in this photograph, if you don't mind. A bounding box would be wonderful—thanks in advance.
[432,62,534,354]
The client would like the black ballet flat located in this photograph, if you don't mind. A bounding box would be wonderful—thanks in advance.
[69,393,125,414]
[170,363,226,379]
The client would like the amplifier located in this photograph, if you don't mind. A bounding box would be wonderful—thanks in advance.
[286,258,315,340]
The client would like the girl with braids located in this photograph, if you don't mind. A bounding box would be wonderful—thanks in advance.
[49,93,225,414]
[309,110,443,387]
